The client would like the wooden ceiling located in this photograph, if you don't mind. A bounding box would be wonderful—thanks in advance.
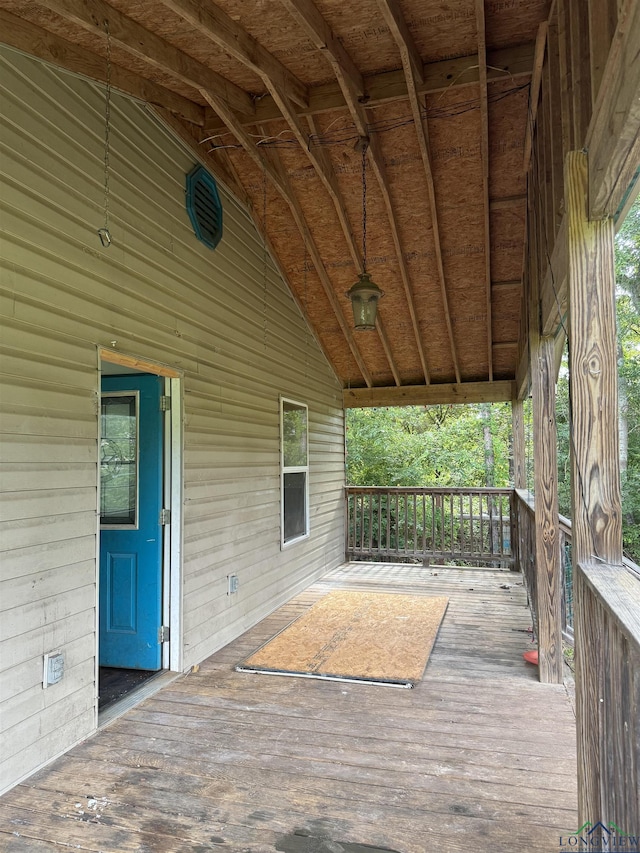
[0,0,551,404]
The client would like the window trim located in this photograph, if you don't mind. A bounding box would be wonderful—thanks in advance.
[280,396,310,548]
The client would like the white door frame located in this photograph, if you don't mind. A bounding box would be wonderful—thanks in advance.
[96,349,184,720]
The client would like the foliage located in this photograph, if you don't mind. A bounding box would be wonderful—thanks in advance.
[346,402,513,487]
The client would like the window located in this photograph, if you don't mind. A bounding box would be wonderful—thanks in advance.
[281,398,309,547]
[100,393,138,527]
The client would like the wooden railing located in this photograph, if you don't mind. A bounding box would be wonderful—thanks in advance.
[345,487,515,566]
[514,490,574,643]
[575,561,640,834]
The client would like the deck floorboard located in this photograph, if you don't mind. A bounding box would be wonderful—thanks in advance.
[0,563,577,852]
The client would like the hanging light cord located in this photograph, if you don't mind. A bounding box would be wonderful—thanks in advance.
[361,143,367,273]
[98,21,112,248]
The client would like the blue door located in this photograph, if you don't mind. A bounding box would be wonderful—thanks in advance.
[99,374,164,670]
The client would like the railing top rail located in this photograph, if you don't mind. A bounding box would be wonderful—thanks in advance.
[346,486,515,496]
[579,561,640,654]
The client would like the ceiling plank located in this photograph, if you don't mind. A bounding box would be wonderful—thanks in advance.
[344,380,516,408]
[0,9,205,125]
[281,0,432,384]
[37,0,255,116]
[475,0,494,382]
[204,44,535,132]
[378,0,461,385]
[156,0,308,109]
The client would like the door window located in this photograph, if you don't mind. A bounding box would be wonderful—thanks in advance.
[100,393,138,527]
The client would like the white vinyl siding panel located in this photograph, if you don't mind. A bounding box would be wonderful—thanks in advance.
[0,46,345,794]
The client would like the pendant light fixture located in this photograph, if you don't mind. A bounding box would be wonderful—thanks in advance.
[346,138,383,330]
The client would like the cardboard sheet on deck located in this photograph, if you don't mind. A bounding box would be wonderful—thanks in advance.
[236,590,449,687]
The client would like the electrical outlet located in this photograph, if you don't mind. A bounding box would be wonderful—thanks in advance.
[227,574,239,595]
[43,651,64,688]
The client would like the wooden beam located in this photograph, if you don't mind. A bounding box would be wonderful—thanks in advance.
[475,0,493,382]
[566,150,622,566]
[530,330,564,683]
[204,43,535,129]
[281,0,432,385]
[252,128,373,388]
[99,348,181,377]
[489,195,527,211]
[523,23,548,172]
[377,0,424,85]
[343,381,515,408]
[377,0,460,385]
[492,280,522,291]
[540,214,568,336]
[156,0,307,108]
[511,398,527,490]
[0,10,205,126]
[585,0,640,218]
[374,315,401,387]
[37,0,255,116]
[280,0,366,108]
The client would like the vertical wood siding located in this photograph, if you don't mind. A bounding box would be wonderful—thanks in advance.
[0,47,345,794]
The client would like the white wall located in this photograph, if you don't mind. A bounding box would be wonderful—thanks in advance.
[0,46,345,794]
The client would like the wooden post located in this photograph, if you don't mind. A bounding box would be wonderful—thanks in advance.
[566,151,622,566]
[511,398,527,572]
[530,329,564,683]
[511,398,527,490]
[566,149,624,828]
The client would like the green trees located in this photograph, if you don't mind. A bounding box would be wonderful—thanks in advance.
[346,402,513,488]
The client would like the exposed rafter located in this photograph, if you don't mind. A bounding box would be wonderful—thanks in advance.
[158,0,403,385]
[378,0,461,385]
[37,0,255,116]
[157,0,308,109]
[0,10,205,126]
[475,0,494,382]
[203,43,535,133]
[281,0,432,385]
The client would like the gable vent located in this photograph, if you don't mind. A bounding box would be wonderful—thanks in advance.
[186,165,223,250]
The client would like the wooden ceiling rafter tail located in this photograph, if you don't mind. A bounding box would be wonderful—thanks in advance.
[156,0,308,108]
[279,0,367,109]
[306,115,361,272]
[523,22,549,172]
[365,126,431,386]
[250,121,373,388]
[475,0,494,383]
[278,0,430,384]
[36,0,255,117]
[0,9,205,126]
[377,0,461,386]
[374,314,402,387]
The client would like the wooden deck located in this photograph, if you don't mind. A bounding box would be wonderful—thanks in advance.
[0,563,577,853]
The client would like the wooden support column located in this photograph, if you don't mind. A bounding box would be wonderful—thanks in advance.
[530,328,564,683]
[566,150,623,566]
[511,398,527,574]
[511,398,527,491]
[566,149,624,827]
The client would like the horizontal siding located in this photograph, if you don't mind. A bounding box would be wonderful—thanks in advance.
[0,46,345,794]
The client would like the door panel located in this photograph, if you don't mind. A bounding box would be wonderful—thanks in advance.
[99,374,164,670]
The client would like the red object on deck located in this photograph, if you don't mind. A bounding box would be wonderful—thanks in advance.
[523,650,539,665]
